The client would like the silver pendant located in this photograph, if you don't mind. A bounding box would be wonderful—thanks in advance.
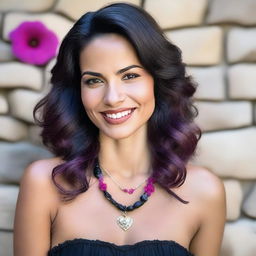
[117,213,133,231]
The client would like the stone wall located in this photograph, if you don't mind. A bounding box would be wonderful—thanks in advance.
[0,0,255,255]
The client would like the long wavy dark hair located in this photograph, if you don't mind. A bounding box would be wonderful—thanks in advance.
[34,2,201,202]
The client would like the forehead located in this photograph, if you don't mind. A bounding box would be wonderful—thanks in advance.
[79,33,141,70]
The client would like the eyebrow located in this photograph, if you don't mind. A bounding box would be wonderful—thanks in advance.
[81,64,143,78]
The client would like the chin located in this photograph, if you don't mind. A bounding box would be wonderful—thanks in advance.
[101,130,137,140]
[100,124,147,141]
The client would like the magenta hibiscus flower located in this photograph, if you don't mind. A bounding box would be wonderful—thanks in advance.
[9,21,59,65]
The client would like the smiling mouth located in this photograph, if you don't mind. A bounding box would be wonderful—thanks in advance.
[101,108,136,124]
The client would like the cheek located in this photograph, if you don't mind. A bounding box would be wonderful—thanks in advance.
[131,79,155,105]
[81,89,102,127]
[81,88,102,111]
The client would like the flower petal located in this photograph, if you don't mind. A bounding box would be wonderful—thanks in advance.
[9,21,59,65]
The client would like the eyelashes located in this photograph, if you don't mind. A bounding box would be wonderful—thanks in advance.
[123,73,140,80]
[84,78,103,86]
[83,73,140,86]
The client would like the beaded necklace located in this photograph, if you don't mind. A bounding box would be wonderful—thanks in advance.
[93,163,155,231]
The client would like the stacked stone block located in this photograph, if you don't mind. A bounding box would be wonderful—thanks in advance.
[0,0,255,255]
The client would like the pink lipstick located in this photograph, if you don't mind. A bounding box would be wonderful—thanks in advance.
[101,108,136,125]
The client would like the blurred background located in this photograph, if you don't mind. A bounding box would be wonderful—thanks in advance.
[0,0,255,255]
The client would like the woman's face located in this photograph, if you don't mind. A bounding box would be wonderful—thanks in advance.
[80,33,155,140]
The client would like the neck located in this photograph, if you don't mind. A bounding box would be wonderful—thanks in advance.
[98,129,152,179]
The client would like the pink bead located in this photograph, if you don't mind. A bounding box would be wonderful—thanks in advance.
[99,183,107,191]
[128,189,135,194]
[144,177,155,196]
[99,177,107,191]
[122,188,135,194]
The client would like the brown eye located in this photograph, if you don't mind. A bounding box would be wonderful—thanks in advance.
[84,78,103,86]
[123,73,140,80]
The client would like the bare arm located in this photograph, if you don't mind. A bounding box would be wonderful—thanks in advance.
[13,160,59,256]
[189,168,226,256]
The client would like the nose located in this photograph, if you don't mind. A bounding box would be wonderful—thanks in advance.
[103,82,126,107]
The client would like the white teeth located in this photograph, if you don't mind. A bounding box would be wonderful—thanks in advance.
[106,109,132,119]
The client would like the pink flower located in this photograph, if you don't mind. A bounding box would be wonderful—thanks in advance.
[9,21,59,65]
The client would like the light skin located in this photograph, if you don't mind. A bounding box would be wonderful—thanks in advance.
[13,33,226,256]
[80,33,155,178]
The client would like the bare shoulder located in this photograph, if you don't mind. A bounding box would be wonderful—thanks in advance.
[185,165,226,204]
[21,157,63,191]
[14,157,64,255]
[24,157,63,177]
[20,157,64,214]
[185,167,226,256]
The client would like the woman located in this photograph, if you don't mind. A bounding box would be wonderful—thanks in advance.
[13,3,226,256]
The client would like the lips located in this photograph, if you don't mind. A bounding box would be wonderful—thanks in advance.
[101,107,135,114]
[100,107,136,125]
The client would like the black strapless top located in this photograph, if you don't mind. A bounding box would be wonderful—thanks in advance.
[48,238,194,256]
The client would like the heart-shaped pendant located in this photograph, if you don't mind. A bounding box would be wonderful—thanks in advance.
[117,214,133,231]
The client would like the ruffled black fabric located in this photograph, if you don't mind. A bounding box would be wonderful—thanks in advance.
[48,238,194,256]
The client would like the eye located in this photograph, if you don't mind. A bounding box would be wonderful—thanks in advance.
[122,73,140,80]
[83,78,103,86]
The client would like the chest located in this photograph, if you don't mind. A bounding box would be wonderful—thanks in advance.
[51,183,199,248]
